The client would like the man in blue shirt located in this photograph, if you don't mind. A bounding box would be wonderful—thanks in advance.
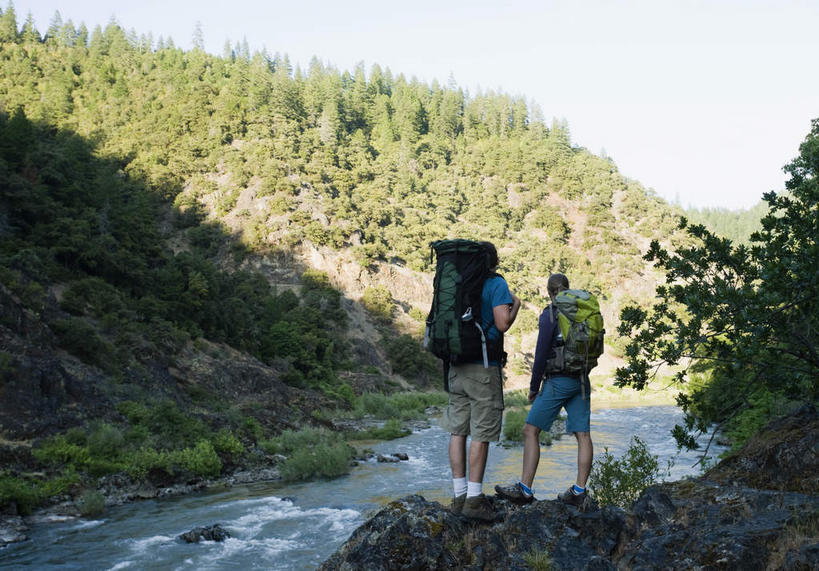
[495,272,594,507]
[441,242,521,521]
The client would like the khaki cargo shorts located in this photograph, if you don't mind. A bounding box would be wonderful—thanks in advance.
[440,362,504,442]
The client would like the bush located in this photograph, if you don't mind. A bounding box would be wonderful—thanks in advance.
[505,389,531,408]
[77,490,106,517]
[175,440,222,477]
[0,475,41,515]
[523,548,554,571]
[260,426,340,455]
[384,334,438,381]
[87,423,125,458]
[278,442,355,481]
[362,285,393,322]
[51,317,113,367]
[353,418,410,440]
[587,436,665,508]
[0,472,79,516]
[127,447,173,480]
[351,391,447,420]
[503,409,527,442]
[353,392,400,419]
[213,429,244,458]
[33,435,91,467]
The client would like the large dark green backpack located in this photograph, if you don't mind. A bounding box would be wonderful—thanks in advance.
[424,240,504,390]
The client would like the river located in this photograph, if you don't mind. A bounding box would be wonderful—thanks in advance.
[1,406,725,570]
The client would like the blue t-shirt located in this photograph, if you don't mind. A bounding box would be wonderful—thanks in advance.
[481,274,513,341]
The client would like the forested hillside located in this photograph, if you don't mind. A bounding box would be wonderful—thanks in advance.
[4,8,812,515]
[0,11,685,380]
[684,201,767,244]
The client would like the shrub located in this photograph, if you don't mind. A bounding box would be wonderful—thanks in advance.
[504,389,530,408]
[351,391,446,420]
[51,317,113,367]
[240,416,263,443]
[384,334,438,381]
[33,435,91,467]
[387,391,447,419]
[354,392,400,419]
[278,442,355,481]
[587,436,664,508]
[354,418,410,440]
[116,399,210,450]
[524,548,554,570]
[0,475,41,516]
[503,409,527,442]
[0,472,79,516]
[213,429,244,458]
[362,285,393,322]
[87,423,125,458]
[175,440,222,478]
[127,447,172,480]
[77,490,106,517]
[261,426,339,455]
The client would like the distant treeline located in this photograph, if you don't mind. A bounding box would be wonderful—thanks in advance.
[684,202,767,245]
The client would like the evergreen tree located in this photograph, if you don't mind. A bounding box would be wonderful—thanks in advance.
[0,1,18,42]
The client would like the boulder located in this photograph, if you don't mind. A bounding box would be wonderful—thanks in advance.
[178,524,230,543]
[0,515,28,547]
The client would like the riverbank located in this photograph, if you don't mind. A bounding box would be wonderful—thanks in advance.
[1,405,734,568]
[0,395,674,550]
[0,413,435,549]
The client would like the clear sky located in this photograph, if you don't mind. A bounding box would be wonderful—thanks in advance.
[13,0,819,210]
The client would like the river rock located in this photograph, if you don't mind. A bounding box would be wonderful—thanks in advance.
[0,515,28,547]
[178,524,231,543]
[376,454,400,463]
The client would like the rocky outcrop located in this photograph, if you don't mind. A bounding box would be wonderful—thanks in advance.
[178,524,231,543]
[322,406,819,570]
[321,485,818,570]
[703,404,819,495]
[0,283,114,440]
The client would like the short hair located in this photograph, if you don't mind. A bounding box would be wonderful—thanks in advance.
[481,241,499,269]
[547,273,569,296]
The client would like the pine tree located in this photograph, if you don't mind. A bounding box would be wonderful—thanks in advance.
[0,1,18,42]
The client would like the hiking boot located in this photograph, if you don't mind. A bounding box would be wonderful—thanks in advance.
[461,494,496,522]
[450,493,466,514]
[558,486,587,507]
[494,482,534,505]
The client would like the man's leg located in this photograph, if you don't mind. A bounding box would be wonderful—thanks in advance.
[574,431,593,488]
[449,434,467,478]
[521,423,541,488]
[468,440,489,484]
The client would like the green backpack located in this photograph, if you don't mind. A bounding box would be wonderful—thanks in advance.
[546,289,605,377]
[424,240,504,390]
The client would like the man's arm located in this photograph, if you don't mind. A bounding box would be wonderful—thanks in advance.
[529,308,556,400]
[493,293,520,333]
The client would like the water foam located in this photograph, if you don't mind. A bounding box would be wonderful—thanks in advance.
[125,533,175,555]
[71,519,105,530]
[229,496,360,538]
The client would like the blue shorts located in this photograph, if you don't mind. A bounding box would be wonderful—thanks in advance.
[525,376,590,433]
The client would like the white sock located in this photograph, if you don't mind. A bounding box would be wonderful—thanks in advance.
[453,477,467,497]
[466,481,483,498]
